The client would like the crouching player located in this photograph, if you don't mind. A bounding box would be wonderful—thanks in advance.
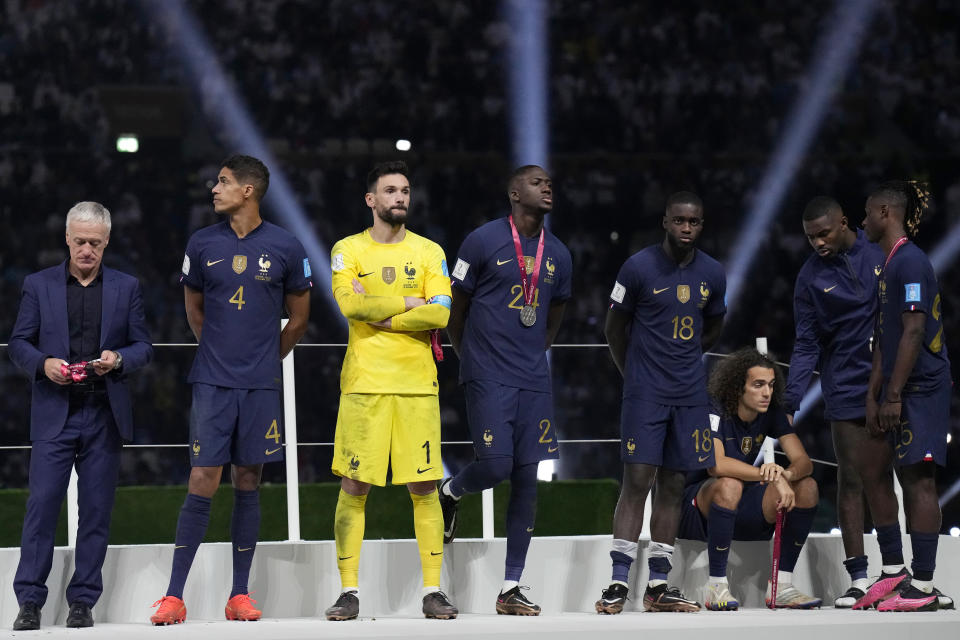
[678,348,822,610]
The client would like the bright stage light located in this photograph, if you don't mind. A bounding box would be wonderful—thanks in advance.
[506,0,548,169]
[395,139,411,152]
[116,135,139,153]
[950,527,960,537]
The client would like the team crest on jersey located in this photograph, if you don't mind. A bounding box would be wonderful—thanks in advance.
[874,265,882,277]
[256,253,272,282]
[740,436,753,456]
[626,438,636,455]
[382,266,396,284]
[233,255,247,274]
[677,285,690,303]
[350,455,360,471]
[544,257,556,283]
[192,439,201,457]
[403,262,418,289]
[698,282,710,308]
[523,255,535,274]
[483,429,494,447]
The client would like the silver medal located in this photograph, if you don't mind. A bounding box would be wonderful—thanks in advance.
[520,304,537,327]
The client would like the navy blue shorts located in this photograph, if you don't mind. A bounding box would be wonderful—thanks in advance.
[189,383,283,466]
[464,380,558,465]
[893,383,951,467]
[677,480,774,542]
[620,398,714,471]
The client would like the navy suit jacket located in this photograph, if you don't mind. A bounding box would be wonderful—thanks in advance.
[8,262,153,442]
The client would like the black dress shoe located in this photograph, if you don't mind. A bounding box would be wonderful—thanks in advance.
[65,602,93,628]
[13,602,40,630]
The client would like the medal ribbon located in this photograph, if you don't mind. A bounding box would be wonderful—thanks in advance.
[509,215,545,307]
[883,235,908,272]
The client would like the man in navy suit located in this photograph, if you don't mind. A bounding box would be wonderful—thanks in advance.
[7,201,153,630]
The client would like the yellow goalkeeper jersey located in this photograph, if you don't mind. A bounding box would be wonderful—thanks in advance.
[331,228,452,395]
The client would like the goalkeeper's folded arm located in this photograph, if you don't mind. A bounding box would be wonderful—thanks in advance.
[391,296,451,331]
[334,286,406,322]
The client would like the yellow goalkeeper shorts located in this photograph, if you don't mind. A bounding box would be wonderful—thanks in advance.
[332,393,443,485]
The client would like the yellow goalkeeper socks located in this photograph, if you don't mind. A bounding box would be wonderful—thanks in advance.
[410,490,443,587]
[334,489,367,589]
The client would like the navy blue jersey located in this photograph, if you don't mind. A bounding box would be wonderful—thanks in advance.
[181,220,312,389]
[687,406,794,487]
[451,217,572,392]
[877,242,950,394]
[784,230,884,418]
[609,246,726,405]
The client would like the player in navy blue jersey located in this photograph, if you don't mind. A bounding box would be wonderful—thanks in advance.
[151,155,312,625]
[677,348,821,610]
[853,181,952,612]
[784,196,889,607]
[596,191,725,614]
[440,165,571,615]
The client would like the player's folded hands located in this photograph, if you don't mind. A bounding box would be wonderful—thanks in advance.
[759,462,783,484]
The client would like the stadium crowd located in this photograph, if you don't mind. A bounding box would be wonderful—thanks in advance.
[0,0,958,531]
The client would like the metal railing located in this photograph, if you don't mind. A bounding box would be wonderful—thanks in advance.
[1,335,872,547]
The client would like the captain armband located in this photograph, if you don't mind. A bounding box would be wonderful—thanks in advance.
[428,295,452,309]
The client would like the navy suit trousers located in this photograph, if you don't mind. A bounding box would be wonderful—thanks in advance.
[14,393,121,607]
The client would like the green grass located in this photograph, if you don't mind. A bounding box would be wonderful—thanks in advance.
[0,479,621,546]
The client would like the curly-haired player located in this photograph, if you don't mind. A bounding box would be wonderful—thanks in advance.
[676,348,822,610]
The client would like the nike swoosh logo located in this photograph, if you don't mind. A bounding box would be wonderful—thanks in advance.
[897,451,907,459]
[715,546,729,551]
[206,259,224,266]
[526,527,534,532]
[653,287,669,294]
[698,454,711,462]
[547,445,559,453]
[823,285,838,292]
[237,547,252,552]
[358,271,374,277]
[265,447,281,455]
[338,556,353,561]
[496,258,513,265]
[417,467,433,474]
[430,551,443,556]
[794,541,803,547]
[175,545,188,549]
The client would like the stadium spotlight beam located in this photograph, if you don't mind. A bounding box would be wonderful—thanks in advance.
[505,0,554,481]
[138,0,339,319]
[795,223,960,424]
[724,0,880,312]
[505,0,549,170]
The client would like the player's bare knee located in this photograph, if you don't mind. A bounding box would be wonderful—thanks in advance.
[188,466,222,497]
[231,464,262,491]
[340,476,371,496]
[712,476,743,509]
[406,480,437,496]
[794,476,819,508]
[621,464,656,498]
